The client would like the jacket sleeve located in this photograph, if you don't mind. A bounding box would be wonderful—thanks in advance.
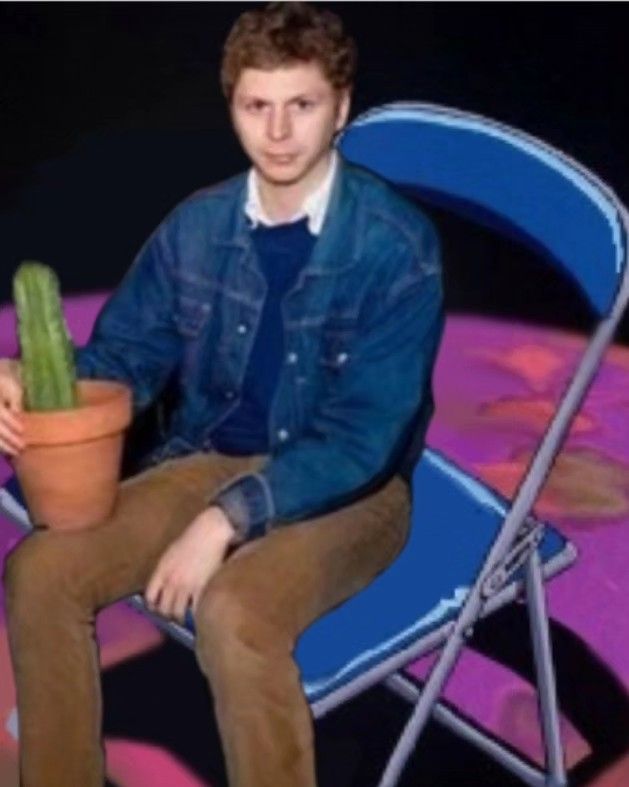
[74,222,182,415]
[210,235,445,544]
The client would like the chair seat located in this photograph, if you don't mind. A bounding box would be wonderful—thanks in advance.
[296,449,574,704]
[1,449,575,708]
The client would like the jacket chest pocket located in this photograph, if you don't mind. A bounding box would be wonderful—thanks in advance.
[173,288,214,380]
[318,319,356,375]
[174,294,212,338]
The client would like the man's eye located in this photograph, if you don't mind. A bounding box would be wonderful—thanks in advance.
[296,100,315,110]
[246,102,266,112]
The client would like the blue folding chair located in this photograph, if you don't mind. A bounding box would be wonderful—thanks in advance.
[2,103,628,786]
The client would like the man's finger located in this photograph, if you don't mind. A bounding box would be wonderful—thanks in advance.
[144,573,162,610]
[172,587,193,625]
[0,426,25,456]
[0,417,25,440]
[1,379,23,413]
[0,406,24,433]
[157,581,177,620]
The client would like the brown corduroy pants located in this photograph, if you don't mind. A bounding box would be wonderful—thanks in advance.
[2,451,411,787]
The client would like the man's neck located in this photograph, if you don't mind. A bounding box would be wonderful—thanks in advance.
[255,151,333,224]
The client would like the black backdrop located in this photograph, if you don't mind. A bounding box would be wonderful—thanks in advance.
[2,2,628,341]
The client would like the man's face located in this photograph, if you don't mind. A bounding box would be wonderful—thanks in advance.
[230,60,350,187]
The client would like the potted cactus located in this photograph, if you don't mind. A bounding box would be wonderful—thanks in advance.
[11,261,132,531]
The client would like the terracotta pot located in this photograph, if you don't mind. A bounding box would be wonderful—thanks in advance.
[12,379,133,531]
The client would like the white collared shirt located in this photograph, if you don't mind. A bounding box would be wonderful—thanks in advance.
[244,149,339,236]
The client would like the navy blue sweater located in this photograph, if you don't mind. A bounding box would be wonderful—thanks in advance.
[211,216,317,454]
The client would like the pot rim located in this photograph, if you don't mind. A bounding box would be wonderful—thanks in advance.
[19,379,133,446]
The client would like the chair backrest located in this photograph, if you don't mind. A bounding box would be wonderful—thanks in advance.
[337,102,629,569]
[338,102,628,318]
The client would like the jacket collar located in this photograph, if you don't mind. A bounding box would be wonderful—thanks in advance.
[226,151,364,275]
[244,150,339,236]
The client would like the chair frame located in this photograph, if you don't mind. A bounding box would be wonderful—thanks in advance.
[332,101,629,787]
[2,102,628,787]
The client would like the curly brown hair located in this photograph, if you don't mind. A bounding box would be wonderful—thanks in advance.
[220,2,357,102]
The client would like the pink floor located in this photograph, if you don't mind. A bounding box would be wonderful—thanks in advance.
[0,295,628,785]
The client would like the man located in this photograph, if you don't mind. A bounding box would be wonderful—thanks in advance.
[0,3,444,785]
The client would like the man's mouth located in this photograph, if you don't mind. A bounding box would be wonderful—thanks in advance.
[266,153,298,164]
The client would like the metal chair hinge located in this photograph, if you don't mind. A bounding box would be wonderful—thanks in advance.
[481,519,544,599]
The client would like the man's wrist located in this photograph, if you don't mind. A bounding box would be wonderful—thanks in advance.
[206,504,242,546]
[209,473,273,543]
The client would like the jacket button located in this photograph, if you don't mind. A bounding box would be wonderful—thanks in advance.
[277,428,290,442]
[337,352,349,365]
[286,352,298,364]
[237,323,248,335]
[224,390,236,400]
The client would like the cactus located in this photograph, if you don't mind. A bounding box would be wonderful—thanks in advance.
[13,261,79,411]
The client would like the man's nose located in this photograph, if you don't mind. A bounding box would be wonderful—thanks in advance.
[267,108,291,141]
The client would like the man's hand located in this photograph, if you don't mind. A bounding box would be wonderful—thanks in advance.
[144,506,239,625]
[0,359,25,457]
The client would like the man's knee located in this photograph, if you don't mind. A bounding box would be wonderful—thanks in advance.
[194,583,254,644]
[193,578,288,674]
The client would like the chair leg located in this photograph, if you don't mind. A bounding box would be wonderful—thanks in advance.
[376,550,569,787]
[524,549,568,787]
[376,627,468,786]
[385,671,551,787]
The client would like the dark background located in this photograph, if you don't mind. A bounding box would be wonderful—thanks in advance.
[3,6,629,785]
[1,2,628,342]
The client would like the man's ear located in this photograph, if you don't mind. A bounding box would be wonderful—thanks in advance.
[335,88,352,133]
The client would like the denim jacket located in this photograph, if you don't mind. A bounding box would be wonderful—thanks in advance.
[75,153,444,543]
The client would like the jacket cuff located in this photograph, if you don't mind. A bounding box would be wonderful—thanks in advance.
[208,472,275,544]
